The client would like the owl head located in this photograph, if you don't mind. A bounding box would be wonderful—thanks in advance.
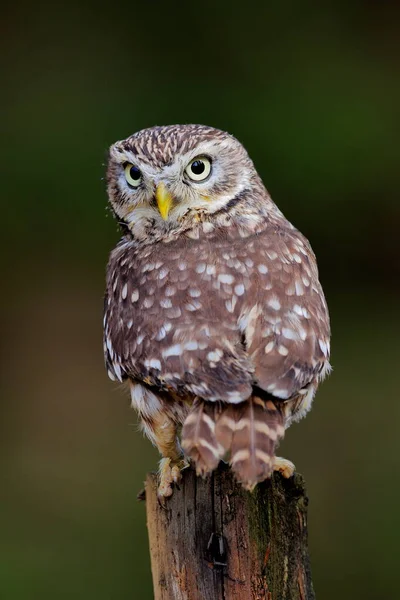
[106,125,261,236]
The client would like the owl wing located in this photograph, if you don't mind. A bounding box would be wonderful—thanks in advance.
[103,239,255,403]
[239,227,331,400]
[103,228,330,404]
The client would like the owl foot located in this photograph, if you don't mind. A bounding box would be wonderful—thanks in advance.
[157,457,189,502]
[273,456,295,478]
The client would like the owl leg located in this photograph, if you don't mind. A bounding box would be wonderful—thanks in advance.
[273,456,295,478]
[142,412,188,500]
[130,383,188,499]
[154,417,187,499]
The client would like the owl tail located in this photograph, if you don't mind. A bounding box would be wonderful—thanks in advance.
[216,396,285,490]
[182,396,285,490]
[181,399,224,476]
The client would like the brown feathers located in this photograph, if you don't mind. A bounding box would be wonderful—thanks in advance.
[182,397,285,490]
[181,399,225,476]
[222,397,285,490]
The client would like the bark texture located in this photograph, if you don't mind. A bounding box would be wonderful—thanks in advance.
[145,463,315,600]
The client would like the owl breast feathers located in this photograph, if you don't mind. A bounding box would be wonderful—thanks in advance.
[103,124,331,494]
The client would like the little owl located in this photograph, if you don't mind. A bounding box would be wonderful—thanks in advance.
[103,124,331,499]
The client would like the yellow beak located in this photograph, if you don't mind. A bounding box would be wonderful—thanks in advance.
[155,182,173,221]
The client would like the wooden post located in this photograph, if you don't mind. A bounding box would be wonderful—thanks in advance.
[145,463,315,599]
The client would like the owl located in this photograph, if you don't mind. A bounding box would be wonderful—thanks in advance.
[103,124,331,499]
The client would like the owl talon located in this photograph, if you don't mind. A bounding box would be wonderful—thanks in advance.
[171,464,182,484]
[157,457,188,500]
[273,456,295,478]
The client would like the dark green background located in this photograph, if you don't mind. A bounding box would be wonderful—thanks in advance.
[2,1,399,598]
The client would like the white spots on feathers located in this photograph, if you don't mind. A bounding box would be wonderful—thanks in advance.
[207,349,223,362]
[196,263,206,274]
[298,327,307,341]
[155,327,166,341]
[121,283,128,300]
[229,258,246,273]
[142,262,155,272]
[206,264,216,275]
[143,297,154,309]
[218,273,234,284]
[162,344,183,358]
[293,304,303,316]
[144,358,162,370]
[185,300,202,311]
[295,280,304,296]
[263,280,273,290]
[286,283,295,296]
[234,283,245,296]
[268,297,281,311]
[225,296,238,313]
[278,345,289,356]
[112,361,123,382]
[319,339,329,357]
[106,336,114,359]
[189,288,201,298]
[107,369,116,381]
[257,264,269,274]
[266,314,281,326]
[184,340,199,351]
[166,307,182,319]
[156,322,173,340]
[239,304,260,347]
[262,326,272,338]
[131,290,139,303]
[264,341,275,354]
[282,327,298,340]
[159,298,173,309]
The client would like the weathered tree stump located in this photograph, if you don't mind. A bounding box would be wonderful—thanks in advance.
[145,463,315,599]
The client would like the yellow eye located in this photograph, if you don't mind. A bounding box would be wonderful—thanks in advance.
[124,163,142,187]
[185,157,212,182]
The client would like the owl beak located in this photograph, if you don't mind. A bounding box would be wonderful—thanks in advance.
[155,182,173,220]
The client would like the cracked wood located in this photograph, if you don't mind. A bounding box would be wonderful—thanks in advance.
[145,463,315,600]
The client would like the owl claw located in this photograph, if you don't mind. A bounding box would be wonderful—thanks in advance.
[157,457,188,501]
[273,456,295,478]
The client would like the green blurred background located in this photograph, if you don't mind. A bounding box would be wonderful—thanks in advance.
[1,1,399,598]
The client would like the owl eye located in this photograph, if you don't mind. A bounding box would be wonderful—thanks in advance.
[124,163,142,187]
[185,157,212,182]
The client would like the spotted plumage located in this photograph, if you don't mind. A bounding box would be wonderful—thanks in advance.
[103,124,331,495]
